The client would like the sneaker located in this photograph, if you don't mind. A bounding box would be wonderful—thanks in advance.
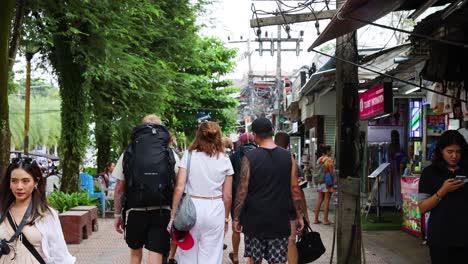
[168,259,177,264]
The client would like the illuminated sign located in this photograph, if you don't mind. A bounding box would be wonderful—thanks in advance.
[410,99,422,138]
[359,83,393,120]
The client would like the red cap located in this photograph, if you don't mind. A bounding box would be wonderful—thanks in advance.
[171,226,194,250]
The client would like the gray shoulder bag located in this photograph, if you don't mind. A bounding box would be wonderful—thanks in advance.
[173,152,197,231]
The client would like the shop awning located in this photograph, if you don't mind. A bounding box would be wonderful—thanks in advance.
[301,44,413,95]
[308,0,407,50]
[308,0,459,50]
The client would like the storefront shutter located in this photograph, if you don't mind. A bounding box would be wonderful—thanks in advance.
[324,116,336,152]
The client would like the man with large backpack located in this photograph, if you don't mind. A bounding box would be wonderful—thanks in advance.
[113,114,176,264]
[228,132,257,264]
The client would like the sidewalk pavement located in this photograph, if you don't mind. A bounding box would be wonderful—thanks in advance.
[68,187,430,263]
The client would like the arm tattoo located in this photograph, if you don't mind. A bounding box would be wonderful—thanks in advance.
[233,156,251,221]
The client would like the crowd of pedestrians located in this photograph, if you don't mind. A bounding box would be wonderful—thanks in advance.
[107,115,312,264]
[2,112,466,264]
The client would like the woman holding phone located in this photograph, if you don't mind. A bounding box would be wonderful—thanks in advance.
[418,130,468,263]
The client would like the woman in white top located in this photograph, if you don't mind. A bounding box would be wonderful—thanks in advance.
[0,158,75,264]
[170,121,234,264]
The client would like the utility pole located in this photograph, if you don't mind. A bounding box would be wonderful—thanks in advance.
[275,24,282,131]
[247,37,255,118]
[251,28,302,129]
[335,0,362,263]
[250,10,335,27]
[24,52,34,155]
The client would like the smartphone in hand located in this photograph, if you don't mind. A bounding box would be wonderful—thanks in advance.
[455,175,467,183]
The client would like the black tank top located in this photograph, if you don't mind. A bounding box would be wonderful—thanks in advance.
[242,146,292,238]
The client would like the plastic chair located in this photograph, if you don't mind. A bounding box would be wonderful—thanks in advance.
[97,176,115,217]
[79,173,105,217]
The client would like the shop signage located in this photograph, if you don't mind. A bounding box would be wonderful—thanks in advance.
[409,99,422,139]
[359,83,393,120]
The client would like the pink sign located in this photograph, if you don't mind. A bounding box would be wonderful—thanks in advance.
[359,84,387,120]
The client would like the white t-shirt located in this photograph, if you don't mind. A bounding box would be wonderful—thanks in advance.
[180,150,234,197]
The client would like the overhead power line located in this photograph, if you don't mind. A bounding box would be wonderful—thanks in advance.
[341,14,468,49]
[309,48,468,103]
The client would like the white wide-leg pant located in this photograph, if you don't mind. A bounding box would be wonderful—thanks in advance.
[176,198,225,264]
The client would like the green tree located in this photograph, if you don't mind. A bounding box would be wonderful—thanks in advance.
[163,37,238,139]
[0,0,15,175]
[24,0,94,192]
[14,0,239,190]
[9,95,60,150]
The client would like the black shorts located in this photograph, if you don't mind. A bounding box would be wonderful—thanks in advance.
[125,209,171,254]
[244,236,289,264]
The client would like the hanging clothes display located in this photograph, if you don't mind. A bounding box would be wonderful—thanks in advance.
[427,81,465,117]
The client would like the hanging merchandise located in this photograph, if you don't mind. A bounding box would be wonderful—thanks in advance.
[428,81,464,116]
[401,176,421,236]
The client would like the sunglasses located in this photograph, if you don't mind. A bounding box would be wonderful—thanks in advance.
[11,157,34,165]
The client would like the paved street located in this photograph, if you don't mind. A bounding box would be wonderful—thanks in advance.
[68,187,430,263]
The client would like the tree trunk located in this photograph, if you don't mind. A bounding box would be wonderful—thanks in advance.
[0,0,15,177]
[91,83,113,173]
[8,0,26,71]
[48,22,89,193]
[95,125,111,173]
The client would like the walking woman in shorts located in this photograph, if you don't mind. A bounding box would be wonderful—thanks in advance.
[313,145,335,225]
[170,121,234,264]
[0,158,75,264]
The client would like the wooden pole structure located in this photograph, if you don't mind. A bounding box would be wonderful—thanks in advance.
[335,0,362,263]
[24,52,33,155]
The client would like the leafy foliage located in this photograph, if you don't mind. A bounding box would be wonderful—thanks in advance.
[14,0,240,191]
[47,191,98,213]
[9,95,61,149]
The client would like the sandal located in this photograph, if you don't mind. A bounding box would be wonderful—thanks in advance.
[323,221,334,225]
[229,252,239,264]
[313,220,322,224]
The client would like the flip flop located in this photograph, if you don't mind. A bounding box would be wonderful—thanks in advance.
[229,252,239,264]
[323,221,334,225]
[313,220,322,224]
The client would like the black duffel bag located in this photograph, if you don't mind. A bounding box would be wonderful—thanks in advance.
[297,217,326,263]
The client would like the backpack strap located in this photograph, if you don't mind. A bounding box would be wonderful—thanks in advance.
[6,213,46,264]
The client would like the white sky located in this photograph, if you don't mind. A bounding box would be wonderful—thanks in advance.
[198,0,444,81]
[199,0,334,79]
[12,1,443,86]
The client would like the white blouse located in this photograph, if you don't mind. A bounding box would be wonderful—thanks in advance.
[35,208,76,264]
[180,150,234,197]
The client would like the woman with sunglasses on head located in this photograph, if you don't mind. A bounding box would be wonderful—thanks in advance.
[169,121,233,264]
[0,158,75,264]
[418,130,468,263]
